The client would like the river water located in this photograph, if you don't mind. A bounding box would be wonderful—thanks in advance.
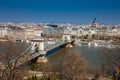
[72,45,102,67]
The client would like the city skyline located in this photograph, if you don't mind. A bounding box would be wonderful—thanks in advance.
[0,0,120,24]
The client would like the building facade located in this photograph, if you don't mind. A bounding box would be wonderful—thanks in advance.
[0,28,7,37]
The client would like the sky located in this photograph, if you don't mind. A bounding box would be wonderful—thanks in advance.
[0,0,120,24]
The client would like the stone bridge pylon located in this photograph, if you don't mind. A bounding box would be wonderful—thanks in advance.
[31,37,48,63]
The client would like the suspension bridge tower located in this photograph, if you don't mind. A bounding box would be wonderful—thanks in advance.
[31,36,48,63]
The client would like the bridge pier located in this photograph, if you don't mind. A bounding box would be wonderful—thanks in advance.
[31,38,48,63]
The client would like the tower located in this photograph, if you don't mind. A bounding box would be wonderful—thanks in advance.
[31,36,47,63]
[62,34,71,42]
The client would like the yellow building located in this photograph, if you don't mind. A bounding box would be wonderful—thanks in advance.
[7,29,35,40]
[7,29,25,40]
[25,29,34,40]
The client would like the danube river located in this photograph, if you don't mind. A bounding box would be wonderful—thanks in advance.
[72,46,102,67]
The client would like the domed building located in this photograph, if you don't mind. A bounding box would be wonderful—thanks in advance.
[91,18,99,28]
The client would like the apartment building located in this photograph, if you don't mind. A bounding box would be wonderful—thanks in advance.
[0,28,7,37]
[7,29,34,40]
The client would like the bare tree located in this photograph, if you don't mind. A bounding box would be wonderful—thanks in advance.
[0,42,29,80]
[101,47,120,79]
[49,48,87,80]
[29,48,88,80]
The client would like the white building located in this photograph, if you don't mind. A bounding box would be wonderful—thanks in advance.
[0,28,7,37]
[34,27,43,37]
